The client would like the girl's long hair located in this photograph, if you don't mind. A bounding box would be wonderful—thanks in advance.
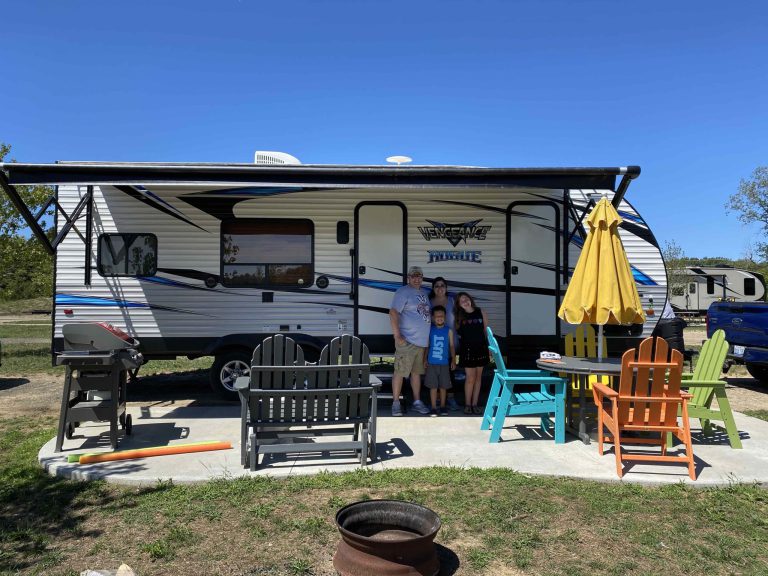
[454,291,479,329]
[428,276,449,300]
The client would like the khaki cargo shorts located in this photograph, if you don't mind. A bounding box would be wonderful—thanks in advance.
[394,341,426,377]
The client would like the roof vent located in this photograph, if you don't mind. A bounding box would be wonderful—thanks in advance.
[254,151,301,165]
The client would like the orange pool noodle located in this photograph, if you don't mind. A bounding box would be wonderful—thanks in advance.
[78,441,232,464]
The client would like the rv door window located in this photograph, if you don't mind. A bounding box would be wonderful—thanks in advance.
[744,277,756,296]
[221,219,314,287]
[689,283,696,294]
[707,277,715,294]
[97,234,158,277]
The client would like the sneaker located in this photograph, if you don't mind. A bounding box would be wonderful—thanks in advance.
[391,402,403,417]
[429,408,438,417]
[412,399,431,415]
[439,407,448,416]
[446,397,460,411]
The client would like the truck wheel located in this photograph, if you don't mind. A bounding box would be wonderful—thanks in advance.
[210,350,251,400]
[746,363,768,385]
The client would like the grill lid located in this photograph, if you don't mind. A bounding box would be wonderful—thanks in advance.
[62,322,139,351]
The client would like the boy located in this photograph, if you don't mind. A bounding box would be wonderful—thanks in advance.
[424,305,456,416]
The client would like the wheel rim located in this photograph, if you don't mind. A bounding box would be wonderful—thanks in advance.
[220,360,250,392]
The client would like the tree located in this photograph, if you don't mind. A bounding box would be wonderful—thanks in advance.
[662,240,689,299]
[726,166,768,260]
[0,142,55,300]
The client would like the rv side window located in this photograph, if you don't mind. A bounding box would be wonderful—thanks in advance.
[97,234,158,277]
[707,277,715,294]
[221,219,314,288]
[744,277,756,296]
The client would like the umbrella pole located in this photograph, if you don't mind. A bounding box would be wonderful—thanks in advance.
[598,325,604,361]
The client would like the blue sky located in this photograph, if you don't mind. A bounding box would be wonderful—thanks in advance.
[3,1,767,259]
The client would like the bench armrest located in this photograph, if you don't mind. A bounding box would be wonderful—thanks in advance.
[235,376,250,392]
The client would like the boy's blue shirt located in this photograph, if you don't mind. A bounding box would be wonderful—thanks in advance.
[428,325,451,365]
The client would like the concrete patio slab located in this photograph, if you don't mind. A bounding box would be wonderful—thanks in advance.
[39,405,768,487]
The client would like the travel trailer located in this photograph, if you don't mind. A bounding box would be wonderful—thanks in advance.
[1,155,666,397]
[669,266,766,315]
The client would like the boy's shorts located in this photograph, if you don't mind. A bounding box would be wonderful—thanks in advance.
[394,341,426,377]
[425,364,451,389]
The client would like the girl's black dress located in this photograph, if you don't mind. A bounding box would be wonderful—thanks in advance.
[457,308,489,367]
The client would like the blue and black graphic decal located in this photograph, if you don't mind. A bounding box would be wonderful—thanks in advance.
[432,199,549,222]
[185,186,306,197]
[631,268,657,286]
[114,186,208,232]
[180,187,327,221]
[56,294,211,315]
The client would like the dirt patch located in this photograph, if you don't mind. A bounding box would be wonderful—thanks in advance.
[0,373,62,419]
[684,328,708,348]
[0,369,228,421]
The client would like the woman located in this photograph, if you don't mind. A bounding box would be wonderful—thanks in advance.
[454,291,489,414]
[429,277,460,411]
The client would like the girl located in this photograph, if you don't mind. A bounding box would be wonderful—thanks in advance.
[428,277,455,330]
[454,291,489,414]
[429,277,460,411]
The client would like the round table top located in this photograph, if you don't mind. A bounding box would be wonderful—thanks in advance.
[536,355,623,376]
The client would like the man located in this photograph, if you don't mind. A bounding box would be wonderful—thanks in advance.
[389,266,432,416]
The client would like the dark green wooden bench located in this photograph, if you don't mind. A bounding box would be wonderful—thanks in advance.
[236,335,380,471]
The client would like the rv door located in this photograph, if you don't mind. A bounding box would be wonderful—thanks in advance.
[506,201,561,337]
[354,203,406,338]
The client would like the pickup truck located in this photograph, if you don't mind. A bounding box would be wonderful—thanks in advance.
[707,301,768,384]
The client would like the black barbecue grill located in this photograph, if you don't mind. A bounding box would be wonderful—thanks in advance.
[55,323,143,452]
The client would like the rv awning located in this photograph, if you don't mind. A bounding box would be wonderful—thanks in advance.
[1,162,639,192]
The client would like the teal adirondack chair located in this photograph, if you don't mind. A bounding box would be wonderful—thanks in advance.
[667,329,741,449]
[482,328,566,443]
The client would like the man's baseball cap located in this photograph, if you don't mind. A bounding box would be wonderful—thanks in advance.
[407,266,423,276]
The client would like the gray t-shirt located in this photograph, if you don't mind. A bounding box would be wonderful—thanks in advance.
[391,285,431,347]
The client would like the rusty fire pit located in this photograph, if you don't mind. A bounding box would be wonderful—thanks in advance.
[333,499,442,576]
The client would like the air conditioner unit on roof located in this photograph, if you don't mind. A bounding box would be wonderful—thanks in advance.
[254,151,301,165]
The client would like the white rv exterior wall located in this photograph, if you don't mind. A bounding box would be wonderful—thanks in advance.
[54,183,664,350]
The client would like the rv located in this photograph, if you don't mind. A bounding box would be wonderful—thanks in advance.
[0,156,667,397]
[669,266,766,315]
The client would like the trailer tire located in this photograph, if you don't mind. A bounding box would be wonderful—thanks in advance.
[210,350,251,401]
[746,363,768,385]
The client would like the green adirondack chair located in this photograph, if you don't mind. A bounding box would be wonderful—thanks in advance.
[668,329,742,449]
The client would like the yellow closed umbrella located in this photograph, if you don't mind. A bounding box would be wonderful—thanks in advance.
[558,197,645,359]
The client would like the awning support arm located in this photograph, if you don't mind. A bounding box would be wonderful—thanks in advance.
[85,186,93,285]
[51,192,91,249]
[0,169,94,258]
[611,166,641,208]
[0,170,55,255]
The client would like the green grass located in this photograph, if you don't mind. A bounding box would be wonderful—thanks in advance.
[744,410,768,422]
[0,297,52,315]
[0,343,61,374]
[0,417,767,575]
[0,320,211,377]
[0,323,51,339]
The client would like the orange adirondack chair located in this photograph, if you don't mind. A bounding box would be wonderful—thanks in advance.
[592,337,696,480]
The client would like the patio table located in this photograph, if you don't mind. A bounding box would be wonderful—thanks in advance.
[536,356,623,445]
